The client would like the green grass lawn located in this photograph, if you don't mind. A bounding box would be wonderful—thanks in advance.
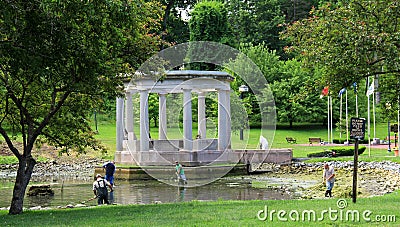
[1,191,399,226]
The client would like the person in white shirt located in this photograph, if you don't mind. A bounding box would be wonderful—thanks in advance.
[322,163,335,197]
[93,174,113,205]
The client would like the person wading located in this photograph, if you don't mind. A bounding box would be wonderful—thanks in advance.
[93,174,113,205]
[175,161,187,185]
[322,163,335,197]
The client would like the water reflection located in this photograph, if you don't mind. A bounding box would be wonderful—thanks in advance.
[0,178,292,208]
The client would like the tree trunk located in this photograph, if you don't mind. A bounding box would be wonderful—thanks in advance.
[9,156,36,215]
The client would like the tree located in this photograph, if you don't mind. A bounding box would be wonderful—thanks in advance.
[225,0,286,57]
[226,43,282,127]
[189,1,232,44]
[282,0,400,93]
[270,59,326,127]
[187,1,234,70]
[0,0,162,214]
[278,0,321,22]
[159,0,194,46]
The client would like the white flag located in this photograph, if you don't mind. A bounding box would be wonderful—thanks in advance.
[366,79,374,96]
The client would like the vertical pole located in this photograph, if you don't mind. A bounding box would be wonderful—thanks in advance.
[159,93,167,140]
[198,92,207,139]
[126,92,135,140]
[398,95,400,146]
[340,94,342,140]
[373,92,376,139]
[183,89,193,151]
[218,89,228,151]
[352,139,359,203]
[94,109,98,133]
[139,90,149,152]
[355,93,358,117]
[116,97,125,151]
[388,120,391,152]
[239,92,244,140]
[346,91,349,144]
[330,96,333,143]
[327,96,330,144]
[368,93,371,157]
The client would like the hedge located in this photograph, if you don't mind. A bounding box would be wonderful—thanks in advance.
[307,146,366,157]
[332,139,370,144]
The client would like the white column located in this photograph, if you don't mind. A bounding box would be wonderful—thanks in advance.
[116,97,124,151]
[126,92,135,141]
[197,92,206,139]
[139,90,149,151]
[226,90,231,148]
[218,89,228,151]
[159,93,167,140]
[183,89,193,150]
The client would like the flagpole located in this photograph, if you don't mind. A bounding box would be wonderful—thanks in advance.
[330,96,333,144]
[346,90,349,145]
[356,93,358,117]
[368,87,371,157]
[340,93,343,140]
[373,91,376,139]
[327,95,330,144]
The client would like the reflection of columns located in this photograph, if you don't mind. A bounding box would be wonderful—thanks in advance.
[139,90,149,151]
[226,90,231,148]
[126,92,135,141]
[159,93,167,140]
[218,89,229,151]
[198,92,206,139]
[116,97,124,151]
[183,89,193,150]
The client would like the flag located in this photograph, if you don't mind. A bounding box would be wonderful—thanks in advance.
[338,88,346,97]
[352,82,357,94]
[320,86,329,98]
[366,79,374,96]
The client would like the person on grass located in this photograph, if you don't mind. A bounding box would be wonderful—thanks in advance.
[322,163,335,197]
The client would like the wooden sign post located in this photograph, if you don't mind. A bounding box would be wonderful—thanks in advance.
[349,117,366,203]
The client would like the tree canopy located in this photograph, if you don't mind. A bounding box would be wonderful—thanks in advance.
[0,0,163,214]
[282,0,400,93]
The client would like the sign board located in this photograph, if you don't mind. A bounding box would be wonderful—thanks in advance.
[391,124,398,133]
[350,118,366,140]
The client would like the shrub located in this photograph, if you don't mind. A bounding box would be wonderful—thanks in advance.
[307,146,366,157]
[332,139,369,144]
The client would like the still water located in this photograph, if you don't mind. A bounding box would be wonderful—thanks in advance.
[0,178,293,208]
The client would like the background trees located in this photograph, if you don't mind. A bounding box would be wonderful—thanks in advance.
[0,0,162,214]
[282,0,400,92]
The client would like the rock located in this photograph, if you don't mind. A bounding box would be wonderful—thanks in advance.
[29,206,42,210]
[27,184,54,196]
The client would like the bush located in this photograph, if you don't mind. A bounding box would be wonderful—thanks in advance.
[332,139,369,144]
[307,146,366,157]
[307,150,331,157]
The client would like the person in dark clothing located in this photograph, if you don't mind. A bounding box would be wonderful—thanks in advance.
[103,160,116,186]
[93,174,113,205]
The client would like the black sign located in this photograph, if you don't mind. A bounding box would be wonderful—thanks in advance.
[350,118,366,140]
[391,124,398,133]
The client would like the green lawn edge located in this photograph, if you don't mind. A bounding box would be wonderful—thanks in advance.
[1,190,399,226]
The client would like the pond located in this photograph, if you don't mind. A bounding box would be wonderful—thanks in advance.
[0,176,308,208]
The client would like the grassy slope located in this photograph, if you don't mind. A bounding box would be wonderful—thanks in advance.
[1,191,399,226]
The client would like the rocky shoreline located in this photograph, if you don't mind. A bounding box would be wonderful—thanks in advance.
[1,159,400,211]
[255,160,400,199]
[0,157,104,182]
